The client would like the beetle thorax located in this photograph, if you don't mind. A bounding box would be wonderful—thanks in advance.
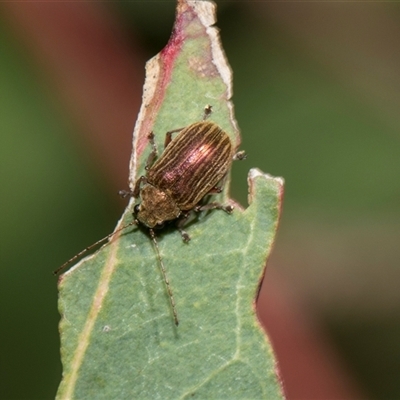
[136,184,180,228]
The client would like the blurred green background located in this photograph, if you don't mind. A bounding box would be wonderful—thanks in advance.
[1,1,400,398]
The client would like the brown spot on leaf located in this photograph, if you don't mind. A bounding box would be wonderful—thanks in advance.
[188,55,218,78]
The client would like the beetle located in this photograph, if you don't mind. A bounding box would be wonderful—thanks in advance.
[55,106,245,326]
[130,119,245,237]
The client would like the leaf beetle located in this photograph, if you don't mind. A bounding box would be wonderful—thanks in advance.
[55,106,245,326]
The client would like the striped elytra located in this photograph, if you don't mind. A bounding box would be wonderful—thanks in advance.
[147,121,233,210]
[134,120,236,230]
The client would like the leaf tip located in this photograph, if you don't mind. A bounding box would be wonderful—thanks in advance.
[247,168,284,204]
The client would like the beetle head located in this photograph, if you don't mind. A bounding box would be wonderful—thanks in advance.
[133,184,180,228]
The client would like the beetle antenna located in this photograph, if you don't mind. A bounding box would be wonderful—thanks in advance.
[54,221,137,275]
[149,228,179,326]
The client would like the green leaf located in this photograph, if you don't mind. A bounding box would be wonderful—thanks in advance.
[56,1,284,399]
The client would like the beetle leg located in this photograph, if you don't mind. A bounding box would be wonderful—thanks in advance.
[164,127,184,149]
[207,186,223,194]
[194,202,234,214]
[118,189,133,198]
[178,229,191,243]
[203,104,213,120]
[121,133,157,199]
[176,212,191,242]
[119,175,146,199]
[132,176,147,198]
[176,211,190,243]
[233,150,247,161]
[145,132,158,170]
[209,172,230,195]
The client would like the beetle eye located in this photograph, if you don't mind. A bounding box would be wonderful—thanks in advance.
[134,204,140,215]
[157,222,165,229]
